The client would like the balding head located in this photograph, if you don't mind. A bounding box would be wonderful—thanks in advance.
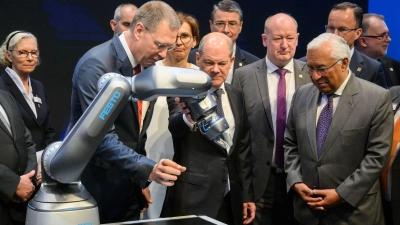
[110,3,138,35]
[196,32,234,88]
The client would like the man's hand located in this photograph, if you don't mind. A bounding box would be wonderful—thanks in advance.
[293,183,323,204]
[149,159,186,186]
[307,189,344,211]
[14,170,35,202]
[242,202,255,224]
[140,187,153,213]
[175,97,194,124]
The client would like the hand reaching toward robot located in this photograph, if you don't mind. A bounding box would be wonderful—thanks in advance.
[150,159,186,186]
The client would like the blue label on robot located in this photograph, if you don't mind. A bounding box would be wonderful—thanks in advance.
[99,91,121,120]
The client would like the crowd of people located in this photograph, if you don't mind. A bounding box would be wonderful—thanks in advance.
[0,1,399,225]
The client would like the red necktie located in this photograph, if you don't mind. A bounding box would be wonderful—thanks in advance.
[134,64,142,127]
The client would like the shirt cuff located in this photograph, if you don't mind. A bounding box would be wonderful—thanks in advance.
[183,114,194,129]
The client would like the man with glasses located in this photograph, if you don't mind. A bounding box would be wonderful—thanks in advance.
[69,1,186,224]
[233,13,311,225]
[285,33,391,224]
[188,0,259,84]
[325,2,387,88]
[355,13,400,87]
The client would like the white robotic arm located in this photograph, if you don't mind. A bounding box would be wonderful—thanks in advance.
[27,66,211,225]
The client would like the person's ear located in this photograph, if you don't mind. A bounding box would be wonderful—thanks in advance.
[110,20,117,32]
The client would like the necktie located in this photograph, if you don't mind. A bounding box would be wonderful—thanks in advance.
[0,111,11,134]
[214,89,225,118]
[275,69,287,168]
[134,64,142,127]
[316,94,334,157]
[380,117,400,196]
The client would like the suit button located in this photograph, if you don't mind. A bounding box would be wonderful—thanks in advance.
[266,162,271,166]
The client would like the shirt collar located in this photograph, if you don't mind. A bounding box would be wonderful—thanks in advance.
[333,69,352,96]
[119,32,139,68]
[265,57,294,74]
[5,67,32,95]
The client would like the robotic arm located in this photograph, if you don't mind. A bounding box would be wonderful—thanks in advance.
[27,66,211,224]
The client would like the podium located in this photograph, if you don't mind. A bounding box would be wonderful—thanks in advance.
[104,215,226,225]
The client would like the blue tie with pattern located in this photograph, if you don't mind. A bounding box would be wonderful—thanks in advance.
[316,94,334,158]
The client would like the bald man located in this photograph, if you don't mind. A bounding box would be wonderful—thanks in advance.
[162,32,255,225]
[233,13,311,225]
[110,3,138,36]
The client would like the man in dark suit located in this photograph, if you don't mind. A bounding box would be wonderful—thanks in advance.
[285,33,392,224]
[162,32,255,225]
[69,1,186,223]
[355,13,400,87]
[187,0,259,84]
[0,89,37,225]
[233,13,311,225]
[381,86,400,225]
[325,2,387,88]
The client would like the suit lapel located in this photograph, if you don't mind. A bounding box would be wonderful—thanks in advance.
[225,83,239,156]
[1,72,38,125]
[31,80,45,126]
[255,59,274,132]
[350,50,364,78]
[0,93,14,138]
[319,75,358,159]
[306,87,319,160]
[293,59,310,88]
[233,46,245,70]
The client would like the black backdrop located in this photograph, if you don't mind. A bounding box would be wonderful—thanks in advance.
[0,0,368,139]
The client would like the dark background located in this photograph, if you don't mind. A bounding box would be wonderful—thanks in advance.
[0,0,370,139]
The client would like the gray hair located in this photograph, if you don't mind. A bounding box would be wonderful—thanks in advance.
[264,13,298,34]
[307,33,350,66]
[361,13,384,36]
[113,3,137,21]
[211,0,243,22]
[129,1,180,32]
[198,33,234,57]
[0,31,39,67]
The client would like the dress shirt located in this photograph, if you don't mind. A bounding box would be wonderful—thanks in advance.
[316,69,351,123]
[5,67,37,118]
[119,32,149,131]
[265,57,295,167]
[0,104,10,127]
[225,43,237,84]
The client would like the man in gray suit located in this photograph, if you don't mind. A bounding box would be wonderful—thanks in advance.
[188,0,259,84]
[285,33,392,224]
[69,1,186,223]
[233,13,311,225]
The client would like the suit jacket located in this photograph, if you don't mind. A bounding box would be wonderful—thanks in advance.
[299,50,387,88]
[381,55,400,87]
[285,75,392,224]
[0,71,55,151]
[232,58,312,202]
[0,90,37,224]
[69,34,156,223]
[188,45,259,81]
[161,83,253,225]
[389,85,400,225]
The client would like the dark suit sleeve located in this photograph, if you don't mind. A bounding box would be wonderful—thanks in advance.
[23,126,38,175]
[0,166,20,203]
[167,97,191,137]
[238,104,254,202]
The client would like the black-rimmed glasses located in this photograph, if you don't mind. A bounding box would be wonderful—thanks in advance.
[9,50,39,58]
[176,33,192,44]
[362,32,390,41]
[213,21,240,30]
[304,59,343,76]
[144,26,176,51]
[325,25,357,36]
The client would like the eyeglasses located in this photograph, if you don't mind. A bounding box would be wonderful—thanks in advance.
[144,25,176,51]
[9,50,39,58]
[304,59,342,76]
[213,21,240,30]
[176,33,192,44]
[361,32,390,41]
[325,25,357,36]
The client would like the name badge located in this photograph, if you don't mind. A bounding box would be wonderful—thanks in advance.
[33,96,42,104]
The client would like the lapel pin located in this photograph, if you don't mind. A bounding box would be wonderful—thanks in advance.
[357,67,361,72]
[390,68,394,71]
[299,74,303,78]
[239,62,243,67]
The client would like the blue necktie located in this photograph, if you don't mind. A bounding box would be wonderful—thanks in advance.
[316,94,334,158]
[214,89,225,118]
